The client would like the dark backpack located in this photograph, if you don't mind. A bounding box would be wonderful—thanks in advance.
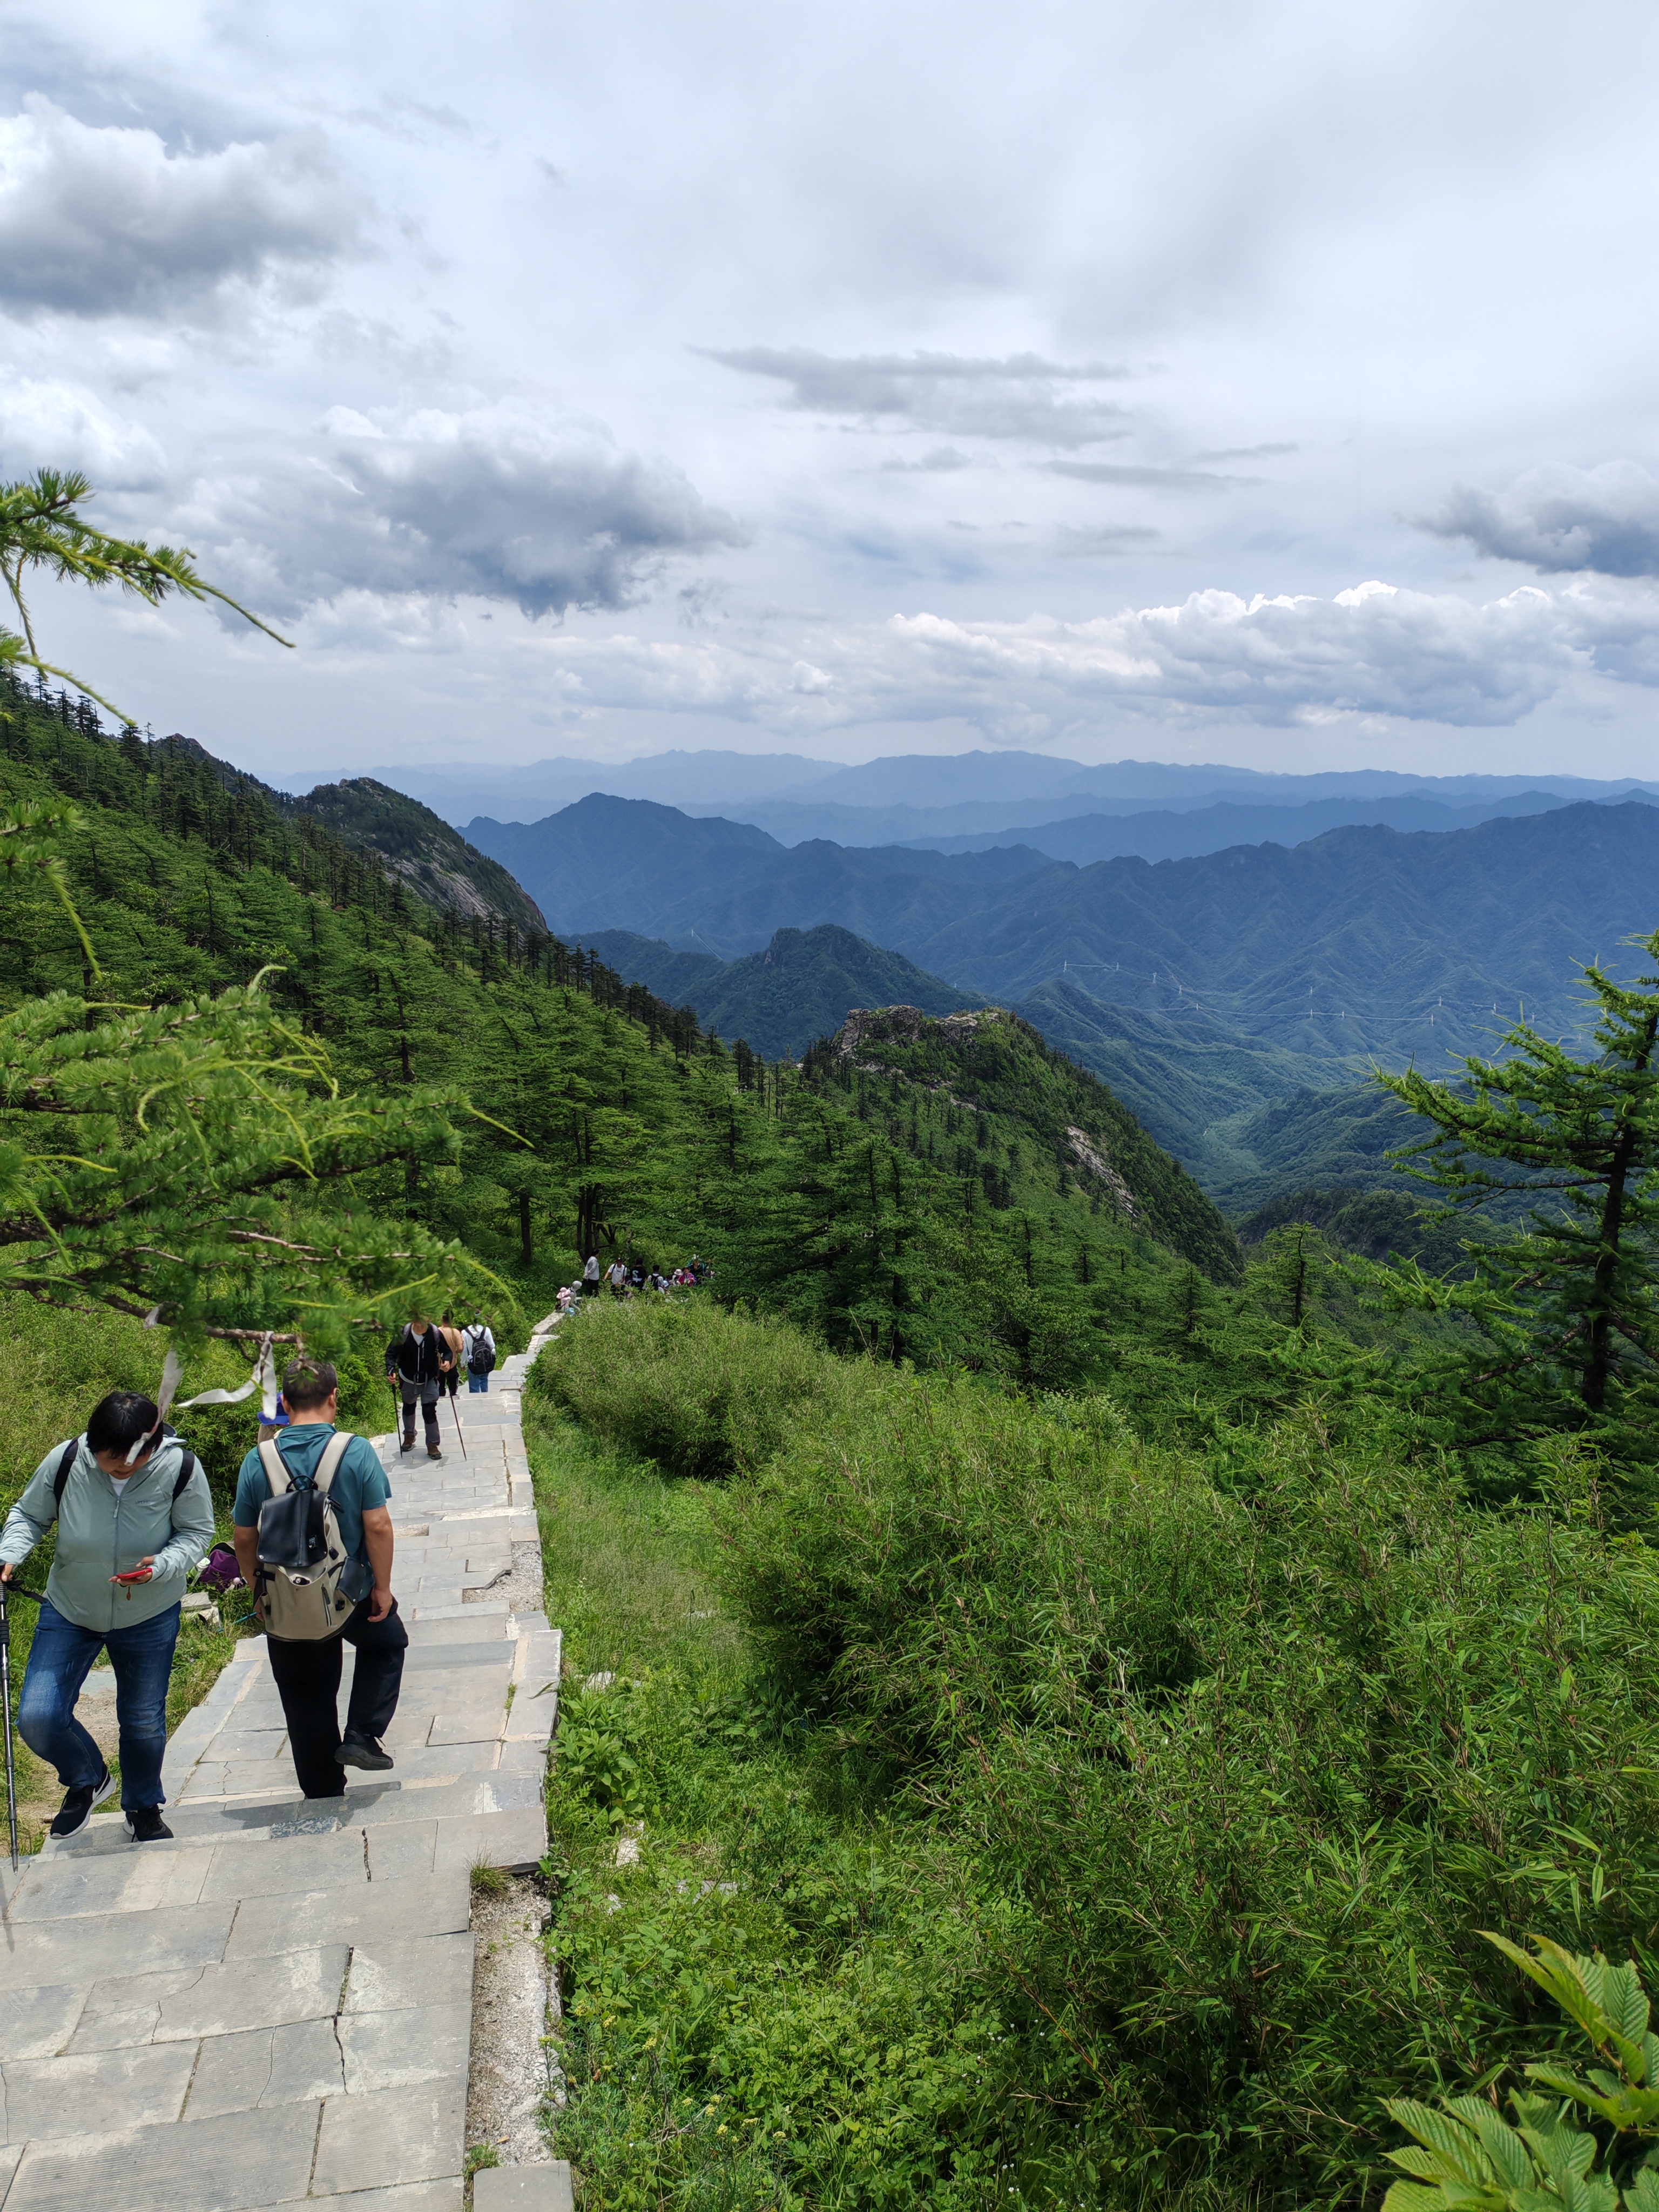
[53,1438,198,1516]
[466,1331,496,1375]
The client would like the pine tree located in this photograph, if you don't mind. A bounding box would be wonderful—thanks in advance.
[1375,931,1659,1456]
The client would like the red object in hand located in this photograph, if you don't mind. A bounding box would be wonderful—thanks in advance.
[112,1567,152,1583]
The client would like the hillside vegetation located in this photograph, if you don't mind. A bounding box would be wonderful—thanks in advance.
[586,921,981,1057]
[528,1299,1659,2211]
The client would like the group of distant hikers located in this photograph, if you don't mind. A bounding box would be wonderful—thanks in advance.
[0,1310,500,1848]
[556,1252,711,1312]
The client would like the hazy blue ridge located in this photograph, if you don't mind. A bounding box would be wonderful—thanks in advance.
[467,796,1659,1070]
[580,922,980,1058]
[326,743,1659,830]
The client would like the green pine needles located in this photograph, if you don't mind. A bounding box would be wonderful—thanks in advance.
[1375,933,1659,1459]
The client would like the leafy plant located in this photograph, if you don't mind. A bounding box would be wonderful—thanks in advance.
[1384,1936,1659,2212]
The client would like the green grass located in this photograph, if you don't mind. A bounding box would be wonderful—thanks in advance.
[527,1397,1158,2212]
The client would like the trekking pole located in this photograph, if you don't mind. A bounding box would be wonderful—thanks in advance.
[0,1576,45,1873]
[446,1375,468,1461]
[1,1577,15,1873]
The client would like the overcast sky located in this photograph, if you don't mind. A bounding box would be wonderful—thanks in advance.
[3,0,1658,780]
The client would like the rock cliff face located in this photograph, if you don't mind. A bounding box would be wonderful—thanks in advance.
[295,778,547,933]
[818,1003,1241,1282]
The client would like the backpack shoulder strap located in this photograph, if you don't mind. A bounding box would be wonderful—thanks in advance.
[50,1438,80,1519]
[259,1438,292,1496]
[312,1431,354,1496]
[171,1451,198,1503]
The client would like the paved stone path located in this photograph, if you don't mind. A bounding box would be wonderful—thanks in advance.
[0,1319,565,2212]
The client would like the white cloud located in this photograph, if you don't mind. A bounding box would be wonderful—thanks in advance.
[699,348,1133,447]
[1424,462,1659,578]
[510,576,1656,737]
[181,401,747,621]
[0,97,363,319]
[0,373,167,485]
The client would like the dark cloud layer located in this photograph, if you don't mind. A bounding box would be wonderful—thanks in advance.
[699,346,1131,447]
[197,402,746,620]
[1425,463,1659,578]
[0,98,363,318]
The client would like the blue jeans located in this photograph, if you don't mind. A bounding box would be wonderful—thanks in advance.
[18,1597,180,1811]
[468,1371,490,1393]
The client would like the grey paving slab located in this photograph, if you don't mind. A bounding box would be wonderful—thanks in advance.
[184,2017,345,2116]
[312,2079,464,2195]
[151,1944,349,2039]
[4,2096,320,2211]
[365,1823,439,1883]
[343,1933,474,2015]
[4,1844,216,1920]
[226,1870,470,1958]
[433,1807,547,1875]
[1,2041,198,2138]
[68,1964,210,2052]
[338,2000,470,2093]
[251,2183,462,2211]
[474,2169,575,2212]
[0,1983,85,2060]
[0,1901,235,1991]
[427,1709,506,1746]
[199,1827,368,1899]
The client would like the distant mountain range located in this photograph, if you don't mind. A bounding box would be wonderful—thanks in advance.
[469,793,1659,1058]
[464,794,1659,1216]
[579,923,980,1058]
[298,745,1659,851]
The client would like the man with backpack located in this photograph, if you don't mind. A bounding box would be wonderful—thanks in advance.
[231,1356,406,1796]
[386,1314,454,1456]
[461,1318,496,1393]
[0,1390,215,1842]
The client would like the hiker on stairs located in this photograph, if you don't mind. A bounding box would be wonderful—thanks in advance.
[0,1390,214,1844]
[386,1315,454,1457]
[232,1357,407,1796]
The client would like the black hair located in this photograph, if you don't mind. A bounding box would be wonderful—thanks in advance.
[282,1358,339,1410]
[86,1392,161,1456]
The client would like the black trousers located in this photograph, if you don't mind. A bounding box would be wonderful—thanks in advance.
[265,1598,409,1798]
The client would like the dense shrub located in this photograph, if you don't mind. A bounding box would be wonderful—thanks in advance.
[536,1296,882,1479]
[716,1379,1659,2197]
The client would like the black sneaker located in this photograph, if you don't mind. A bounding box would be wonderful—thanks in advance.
[337,1733,394,1772]
[125,1806,173,1843]
[50,1766,115,1838]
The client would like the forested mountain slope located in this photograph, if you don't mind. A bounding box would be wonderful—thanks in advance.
[0,677,1236,1390]
[469,795,1659,1067]
[585,922,980,1056]
[295,775,546,932]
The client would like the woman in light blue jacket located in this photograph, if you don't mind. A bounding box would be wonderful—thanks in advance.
[0,1390,215,1843]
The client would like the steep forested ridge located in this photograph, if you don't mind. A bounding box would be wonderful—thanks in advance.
[585,920,981,1056]
[295,775,547,932]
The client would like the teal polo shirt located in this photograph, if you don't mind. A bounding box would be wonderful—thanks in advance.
[233,1425,390,1565]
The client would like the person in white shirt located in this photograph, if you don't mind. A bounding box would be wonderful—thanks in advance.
[461,1319,497,1394]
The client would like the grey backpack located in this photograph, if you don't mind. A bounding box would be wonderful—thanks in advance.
[255,1434,370,1641]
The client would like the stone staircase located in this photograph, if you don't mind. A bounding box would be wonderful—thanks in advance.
[0,1322,569,2211]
